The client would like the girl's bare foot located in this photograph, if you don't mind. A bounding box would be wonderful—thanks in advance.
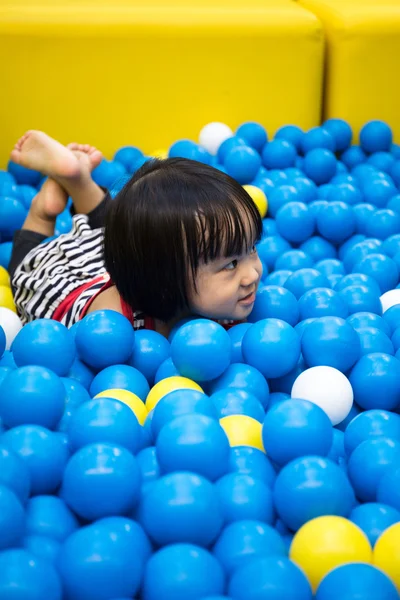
[10,131,103,185]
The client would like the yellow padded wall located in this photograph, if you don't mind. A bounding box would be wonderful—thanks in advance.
[0,1,323,165]
[299,0,400,141]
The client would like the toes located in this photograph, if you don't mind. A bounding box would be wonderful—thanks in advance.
[10,149,21,163]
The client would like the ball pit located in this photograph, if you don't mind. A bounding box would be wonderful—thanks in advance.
[1,117,400,597]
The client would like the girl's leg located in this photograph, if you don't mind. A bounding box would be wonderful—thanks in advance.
[11,130,105,216]
[22,177,68,237]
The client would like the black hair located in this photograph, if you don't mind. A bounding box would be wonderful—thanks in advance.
[104,157,262,322]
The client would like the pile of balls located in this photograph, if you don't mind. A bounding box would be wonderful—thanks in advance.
[1,119,400,599]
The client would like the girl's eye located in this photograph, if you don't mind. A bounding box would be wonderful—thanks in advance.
[250,245,257,255]
[224,259,238,271]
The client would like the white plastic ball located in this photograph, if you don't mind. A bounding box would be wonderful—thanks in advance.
[199,122,233,155]
[0,307,22,350]
[380,289,400,313]
[291,365,353,425]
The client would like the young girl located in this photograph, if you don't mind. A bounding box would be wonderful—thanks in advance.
[9,131,263,338]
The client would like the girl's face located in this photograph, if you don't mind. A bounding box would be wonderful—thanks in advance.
[188,246,263,321]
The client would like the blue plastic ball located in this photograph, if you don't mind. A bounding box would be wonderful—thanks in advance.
[298,288,348,320]
[341,146,367,170]
[67,357,95,390]
[382,234,400,258]
[267,187,300,221]
[214,520,286,575]
[242,318,300,378]
[265,269,293,287]
[67,397,142,454]
[0,366,65,429]
[1,425,68,494]
[0,196,26,237]
[113,146,143,170]
[25,495,78,542]
[128,329,170,385]
[353,205,377,237]
[316,563,399,600]
[275,125,304,151]
[216,473,275,524]
[353,253,398,293]
[262,399,333,466]
[89,364,150,400]
[212,389,265,422]
[229,446,276,487]
[171,319,231,382]
[377,467,400,511]
[343,238,383,273]
[248,285,299,326]
[217,137,247,163]
[284,269,330,300]
[257,238,291,273]
[0,242,13,269]
[23,536,61,565]
[299,237,337,262]
[76,310,134,370]
[344,409,400,456]
[227,323,252,363]
[339,284,382,315]
[315,258,345,278]
[138,472,223,546]
[209,362,270,408]
[316,201,356,244]
[388,194,400,213]
[323,119,352,152]
[347,311,391,335]
[350,502,400,546]
[156,414,230,481]
[58,517,150,600]
[236,122,268,152]
[229,556,312,600]
[327,183,363,205]
[273,456,355,530]
[365,209,400,240]
[0,484,25,549]
[291,177,318,203]
[348,437,400,501]
[143,544,225,600]
[275,202,315,243]
[304,149,337,184]
[363,178,397,208]
[383,304,400,334]
[154,357,180,383]
[0,444,31,503]
[61,443,140,520]
[368,151,396,173]
[356,327,394,356]
[152,388,216,438]
[7,160,42,186]
[224,146,262,184]
[327,428,346,464]
[92,159,127,188]
[301,316,360,371]
[276,250,313,271]
[136,446,160,485]
[360,121,393,154]
[349,353,400,410]
[301,127,335,154]
[0,549,62,600]
[262,140,296,169]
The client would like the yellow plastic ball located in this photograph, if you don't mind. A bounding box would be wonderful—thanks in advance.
[0,286,16,312]
[145,376,203,413]
[243,185,268,218]
[149,148,168,159]
[374,522,400,590]
[95,388,147,425]
[0,266,10,287]
[290,516,372,591]
[219,415,265,452]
